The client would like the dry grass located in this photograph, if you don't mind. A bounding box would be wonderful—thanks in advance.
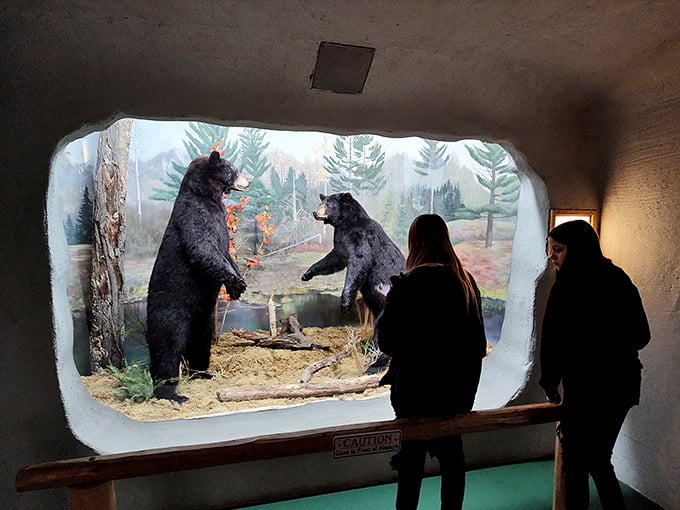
[81,326,389,422]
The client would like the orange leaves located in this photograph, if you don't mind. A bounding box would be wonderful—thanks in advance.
[223,197,275,259]
[225,203,243,258]
[254,207,275,245]
[244,256,261,267]
[210,142,225,156]
[226,199,249,235]
[218,284,231,302]
[228,236,237,257]
[226,204,243,232]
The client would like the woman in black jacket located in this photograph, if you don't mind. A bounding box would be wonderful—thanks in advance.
[376,214,487,510]
[540,220,650,510]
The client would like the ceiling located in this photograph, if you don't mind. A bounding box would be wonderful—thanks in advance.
[3,1,680,148]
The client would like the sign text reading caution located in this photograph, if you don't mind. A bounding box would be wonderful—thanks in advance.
[333,430,402,458]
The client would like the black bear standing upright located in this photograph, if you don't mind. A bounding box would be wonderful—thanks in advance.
[147,151,249,403]
[301,193,405,367]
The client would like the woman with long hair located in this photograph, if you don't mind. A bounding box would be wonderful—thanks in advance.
[541,220,650,509]
[376,214,487,510]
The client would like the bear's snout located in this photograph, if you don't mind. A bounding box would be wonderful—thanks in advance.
[313,204,328,221]
[231,173,250,192]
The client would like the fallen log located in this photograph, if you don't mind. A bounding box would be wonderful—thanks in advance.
[230,313,330,350]
[216,374,382,402]
[230,328,270,342]
[256,335,330,350]
[278,314,302,336]
[299,352,350,383]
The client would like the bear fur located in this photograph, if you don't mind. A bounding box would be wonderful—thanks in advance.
[301,193,405,366]
[147,151,249,402]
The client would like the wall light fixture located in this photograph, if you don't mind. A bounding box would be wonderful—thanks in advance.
[549,208,599,233]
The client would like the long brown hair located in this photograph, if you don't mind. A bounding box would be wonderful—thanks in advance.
[548,219,608,276]
[406,214,479,314]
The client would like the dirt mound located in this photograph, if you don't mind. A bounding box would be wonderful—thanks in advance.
[82,326,389,421]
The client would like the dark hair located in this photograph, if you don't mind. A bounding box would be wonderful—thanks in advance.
[548,219,605,273]
[406,214,478,313]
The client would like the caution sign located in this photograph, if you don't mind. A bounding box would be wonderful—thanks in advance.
[333,430,401,459]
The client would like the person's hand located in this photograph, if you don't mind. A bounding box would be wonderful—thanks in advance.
[545,390,561,404]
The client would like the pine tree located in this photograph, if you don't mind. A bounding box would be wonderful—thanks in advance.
[379,193,397,239]
[434,181,463,221]
[64,215,77,245]
[323,135,386,195]
[413,139,450,213]
[76,186,93,244]
[432,181,447,217]
[238,128,276,253]
[452,183,464,215]
[395,191,418,245]
[149,122,238,201]
[238,127,274,210]
[465,142,520,248]
[410,183,430,215]
[270,166,308,242]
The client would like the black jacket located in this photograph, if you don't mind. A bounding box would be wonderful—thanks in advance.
[375,264,487,418]
[540,261,650,407]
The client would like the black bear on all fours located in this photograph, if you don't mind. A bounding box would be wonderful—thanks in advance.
[301,193,406,368]
[147,151,249,403]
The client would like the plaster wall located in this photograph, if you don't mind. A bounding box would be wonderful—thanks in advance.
[1,58,563,510]
[598,63,680,510]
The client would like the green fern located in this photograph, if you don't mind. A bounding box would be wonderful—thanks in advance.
[108,364,155,403]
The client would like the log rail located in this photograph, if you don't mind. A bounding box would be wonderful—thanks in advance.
[16,402,563,510]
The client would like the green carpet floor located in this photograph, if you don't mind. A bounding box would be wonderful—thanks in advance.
[239,459,662,509]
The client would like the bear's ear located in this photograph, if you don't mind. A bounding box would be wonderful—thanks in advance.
[209,151,221,164]
[319,193,326,201]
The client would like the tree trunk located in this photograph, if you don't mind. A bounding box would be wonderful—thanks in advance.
[89,119,133,372]
[485,166,497,248]
[485,209,494,248]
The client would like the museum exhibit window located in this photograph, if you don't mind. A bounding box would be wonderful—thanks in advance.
[48,119,549,453]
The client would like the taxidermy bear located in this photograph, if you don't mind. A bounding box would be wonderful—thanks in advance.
[147,151,249,403]
[301,192,405,368]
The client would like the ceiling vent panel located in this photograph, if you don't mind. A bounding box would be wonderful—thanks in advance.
[311,41,375,94]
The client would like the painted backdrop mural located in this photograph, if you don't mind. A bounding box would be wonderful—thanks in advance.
[52,119,520,417]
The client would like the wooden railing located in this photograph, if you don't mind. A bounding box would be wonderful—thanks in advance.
[16,402,563,510]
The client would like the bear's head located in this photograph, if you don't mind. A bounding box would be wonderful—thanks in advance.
[181,151,249,200]
[312,192,367,225]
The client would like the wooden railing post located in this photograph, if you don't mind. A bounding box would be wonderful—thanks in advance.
[68,481,116,510]
[552,428,566,510]
[16,402,561,508]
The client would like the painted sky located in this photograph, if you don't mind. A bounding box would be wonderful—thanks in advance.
[130,119,484,168]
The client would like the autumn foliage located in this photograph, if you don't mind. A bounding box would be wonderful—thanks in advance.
[218,197,275,302]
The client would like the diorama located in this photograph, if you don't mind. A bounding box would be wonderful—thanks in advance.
[52,119,520,422]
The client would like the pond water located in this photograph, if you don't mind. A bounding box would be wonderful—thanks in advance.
[72,292,504,375]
